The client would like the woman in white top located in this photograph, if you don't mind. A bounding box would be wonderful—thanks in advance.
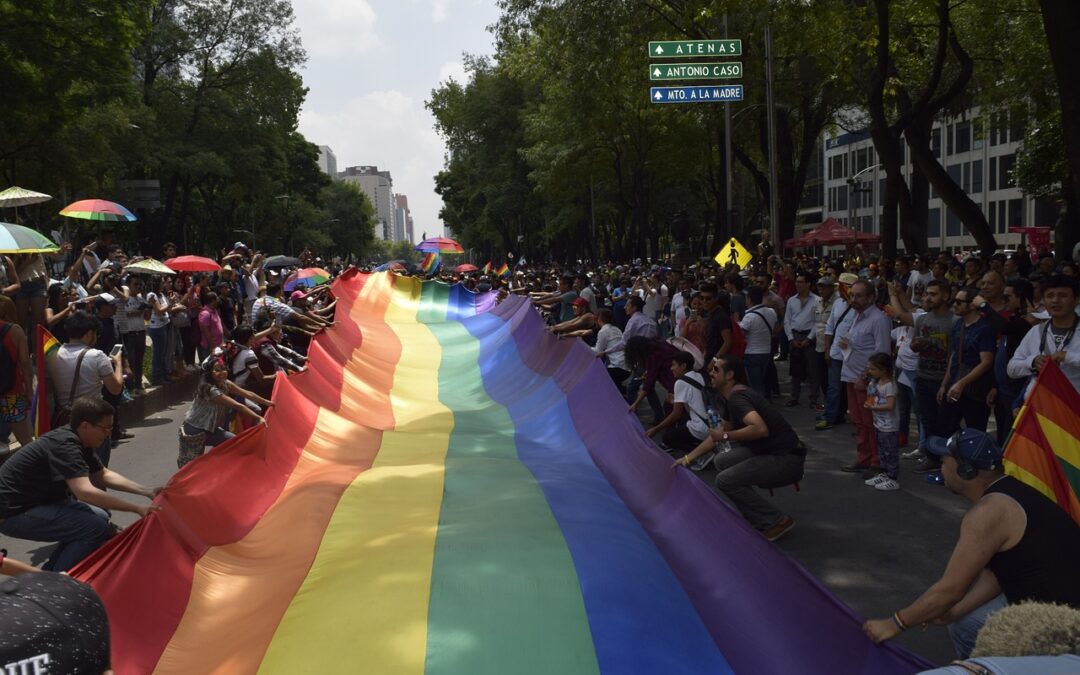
[145,276,173,385]
[593,309,629,385]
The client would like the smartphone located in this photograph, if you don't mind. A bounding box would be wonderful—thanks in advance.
[110,344,123,358]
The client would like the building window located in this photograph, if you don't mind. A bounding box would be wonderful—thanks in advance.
[928,207,941,239]
[837,186,848,211]
[946,208,962,237]
[947,123,954,156]
[999,153,1016,189]
[962,162,971,193]
[989,157,998,191]
[931,128,942,158]
[956,121,971,154]
[1008,198,1024,230]
[972,159,983,194]
[988,200,997,232]
[998,202,1007,234]
[1034,197,1058,228]
[973,117,985,150]
[947,163,962,191]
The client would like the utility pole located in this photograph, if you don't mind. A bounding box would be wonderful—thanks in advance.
[724,12,734,242]
[764,24,780,249]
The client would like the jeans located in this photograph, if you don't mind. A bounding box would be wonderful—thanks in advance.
[183,421,235,448]
[915,377,946,468]
[823,358,847,424]
[662,421,705,455]
[876,429,899,479]
[789,342,817,402]
[147,325,169,384]
[939,391,992,437]
[993,385,1020,446]
[744,353,771,398]
[897,369,923,447]
[0,498,112,571]
[123,330,147,389]
[713,444,804,530]
[948,594,1008,659]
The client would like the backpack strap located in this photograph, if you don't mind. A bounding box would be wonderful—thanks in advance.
[63,347,90,409]
[677,375,711,425]
[747,309,774,333]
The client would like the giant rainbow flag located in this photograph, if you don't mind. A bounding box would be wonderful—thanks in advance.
[72,271,930,674]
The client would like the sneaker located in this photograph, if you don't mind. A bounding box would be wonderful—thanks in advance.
[763,515,795,541]
[812,403,825,412]
[875,478,901,491]
[840,462,871,473]
[913,459,940,474]
[864,472,889,486]
[815,420,834,431]
[690,451,716,472]
[925,471,944,485]
[902,448,926,461]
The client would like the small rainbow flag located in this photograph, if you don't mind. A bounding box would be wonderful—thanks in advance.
[72,272,929,674]
[482,261,492,274]
[421,252,440,274]
[31,324,60,436]
[496,263,509,277]
[1004,360,1080,525]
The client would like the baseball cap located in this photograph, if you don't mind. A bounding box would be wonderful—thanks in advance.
[290,290,306,301]
[838,272,859,286]
[926,429,1004,471]
[816,275,836,287]
[0,572,111,674]
[233,241,247,249]
[572,297,589,308]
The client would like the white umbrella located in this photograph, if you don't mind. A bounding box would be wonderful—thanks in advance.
[0,186,52,208]
[0,186,52,222]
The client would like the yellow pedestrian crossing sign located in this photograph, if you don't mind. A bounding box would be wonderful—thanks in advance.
[714,237,753,268]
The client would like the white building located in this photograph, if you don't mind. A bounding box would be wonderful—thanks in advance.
[317,146,337,180]
[339,166,394,240]
[819,108,1055,252]
[394,194,413,243]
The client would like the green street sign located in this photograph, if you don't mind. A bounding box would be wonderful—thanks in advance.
[648,40,742,58]
[650,62,743,81]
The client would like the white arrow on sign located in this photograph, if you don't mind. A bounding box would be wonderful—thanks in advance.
[654,91,663,100]
[655,45,664,55]
[653,68,661,76]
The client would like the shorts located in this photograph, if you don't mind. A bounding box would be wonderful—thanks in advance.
[0,393,28,423]
[15,278,47,300]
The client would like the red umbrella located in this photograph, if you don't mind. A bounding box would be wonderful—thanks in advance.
[164,255,222,272]
[454,263,478,273]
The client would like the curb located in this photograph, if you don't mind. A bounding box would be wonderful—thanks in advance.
[119,373,199,428]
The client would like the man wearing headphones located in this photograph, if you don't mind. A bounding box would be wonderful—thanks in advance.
[862,429,1080,658]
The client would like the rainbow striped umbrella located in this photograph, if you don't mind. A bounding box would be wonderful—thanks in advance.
[72,272,931,675]
[0,222,60,253]
[416,236,464,254]
[59,198,137,222]
[284,267,331,292]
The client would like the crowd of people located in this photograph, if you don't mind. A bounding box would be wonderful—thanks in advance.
[1,229,1079,671]
[0,229,340,575]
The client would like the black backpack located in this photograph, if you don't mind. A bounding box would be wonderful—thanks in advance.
[0,324,16,394]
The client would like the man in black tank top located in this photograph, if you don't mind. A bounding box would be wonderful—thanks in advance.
[863,428,1080,658]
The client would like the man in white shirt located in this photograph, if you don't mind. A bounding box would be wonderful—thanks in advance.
[1007,274,1080,395]
[593,309,628,384]
[812,276,839,410]
[645,351,711,458]
[784,273,820,407]
[48,311,124,466]
[838,280,893,475]
[817,273,858,430]
[740,285,778,398]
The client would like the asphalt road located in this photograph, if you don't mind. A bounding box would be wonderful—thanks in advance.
[3,366,964,666]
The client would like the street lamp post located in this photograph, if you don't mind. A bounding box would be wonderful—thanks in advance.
[846,164,881,235]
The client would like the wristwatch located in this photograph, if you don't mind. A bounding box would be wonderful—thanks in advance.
[722,432,730,442]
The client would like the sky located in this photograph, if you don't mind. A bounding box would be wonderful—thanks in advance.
[291,0,501,242]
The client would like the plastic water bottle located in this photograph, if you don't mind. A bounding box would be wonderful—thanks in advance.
[718,440,733,454]
[707,407,720,429]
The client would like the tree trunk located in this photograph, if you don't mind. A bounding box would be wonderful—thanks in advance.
[1039,0,1080,256]
[906,154,931,253]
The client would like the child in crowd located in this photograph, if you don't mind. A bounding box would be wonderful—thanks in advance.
[863,352,900,491]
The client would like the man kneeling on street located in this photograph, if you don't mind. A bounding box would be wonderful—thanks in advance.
[675,354,805,542]
[0,397,162,572]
